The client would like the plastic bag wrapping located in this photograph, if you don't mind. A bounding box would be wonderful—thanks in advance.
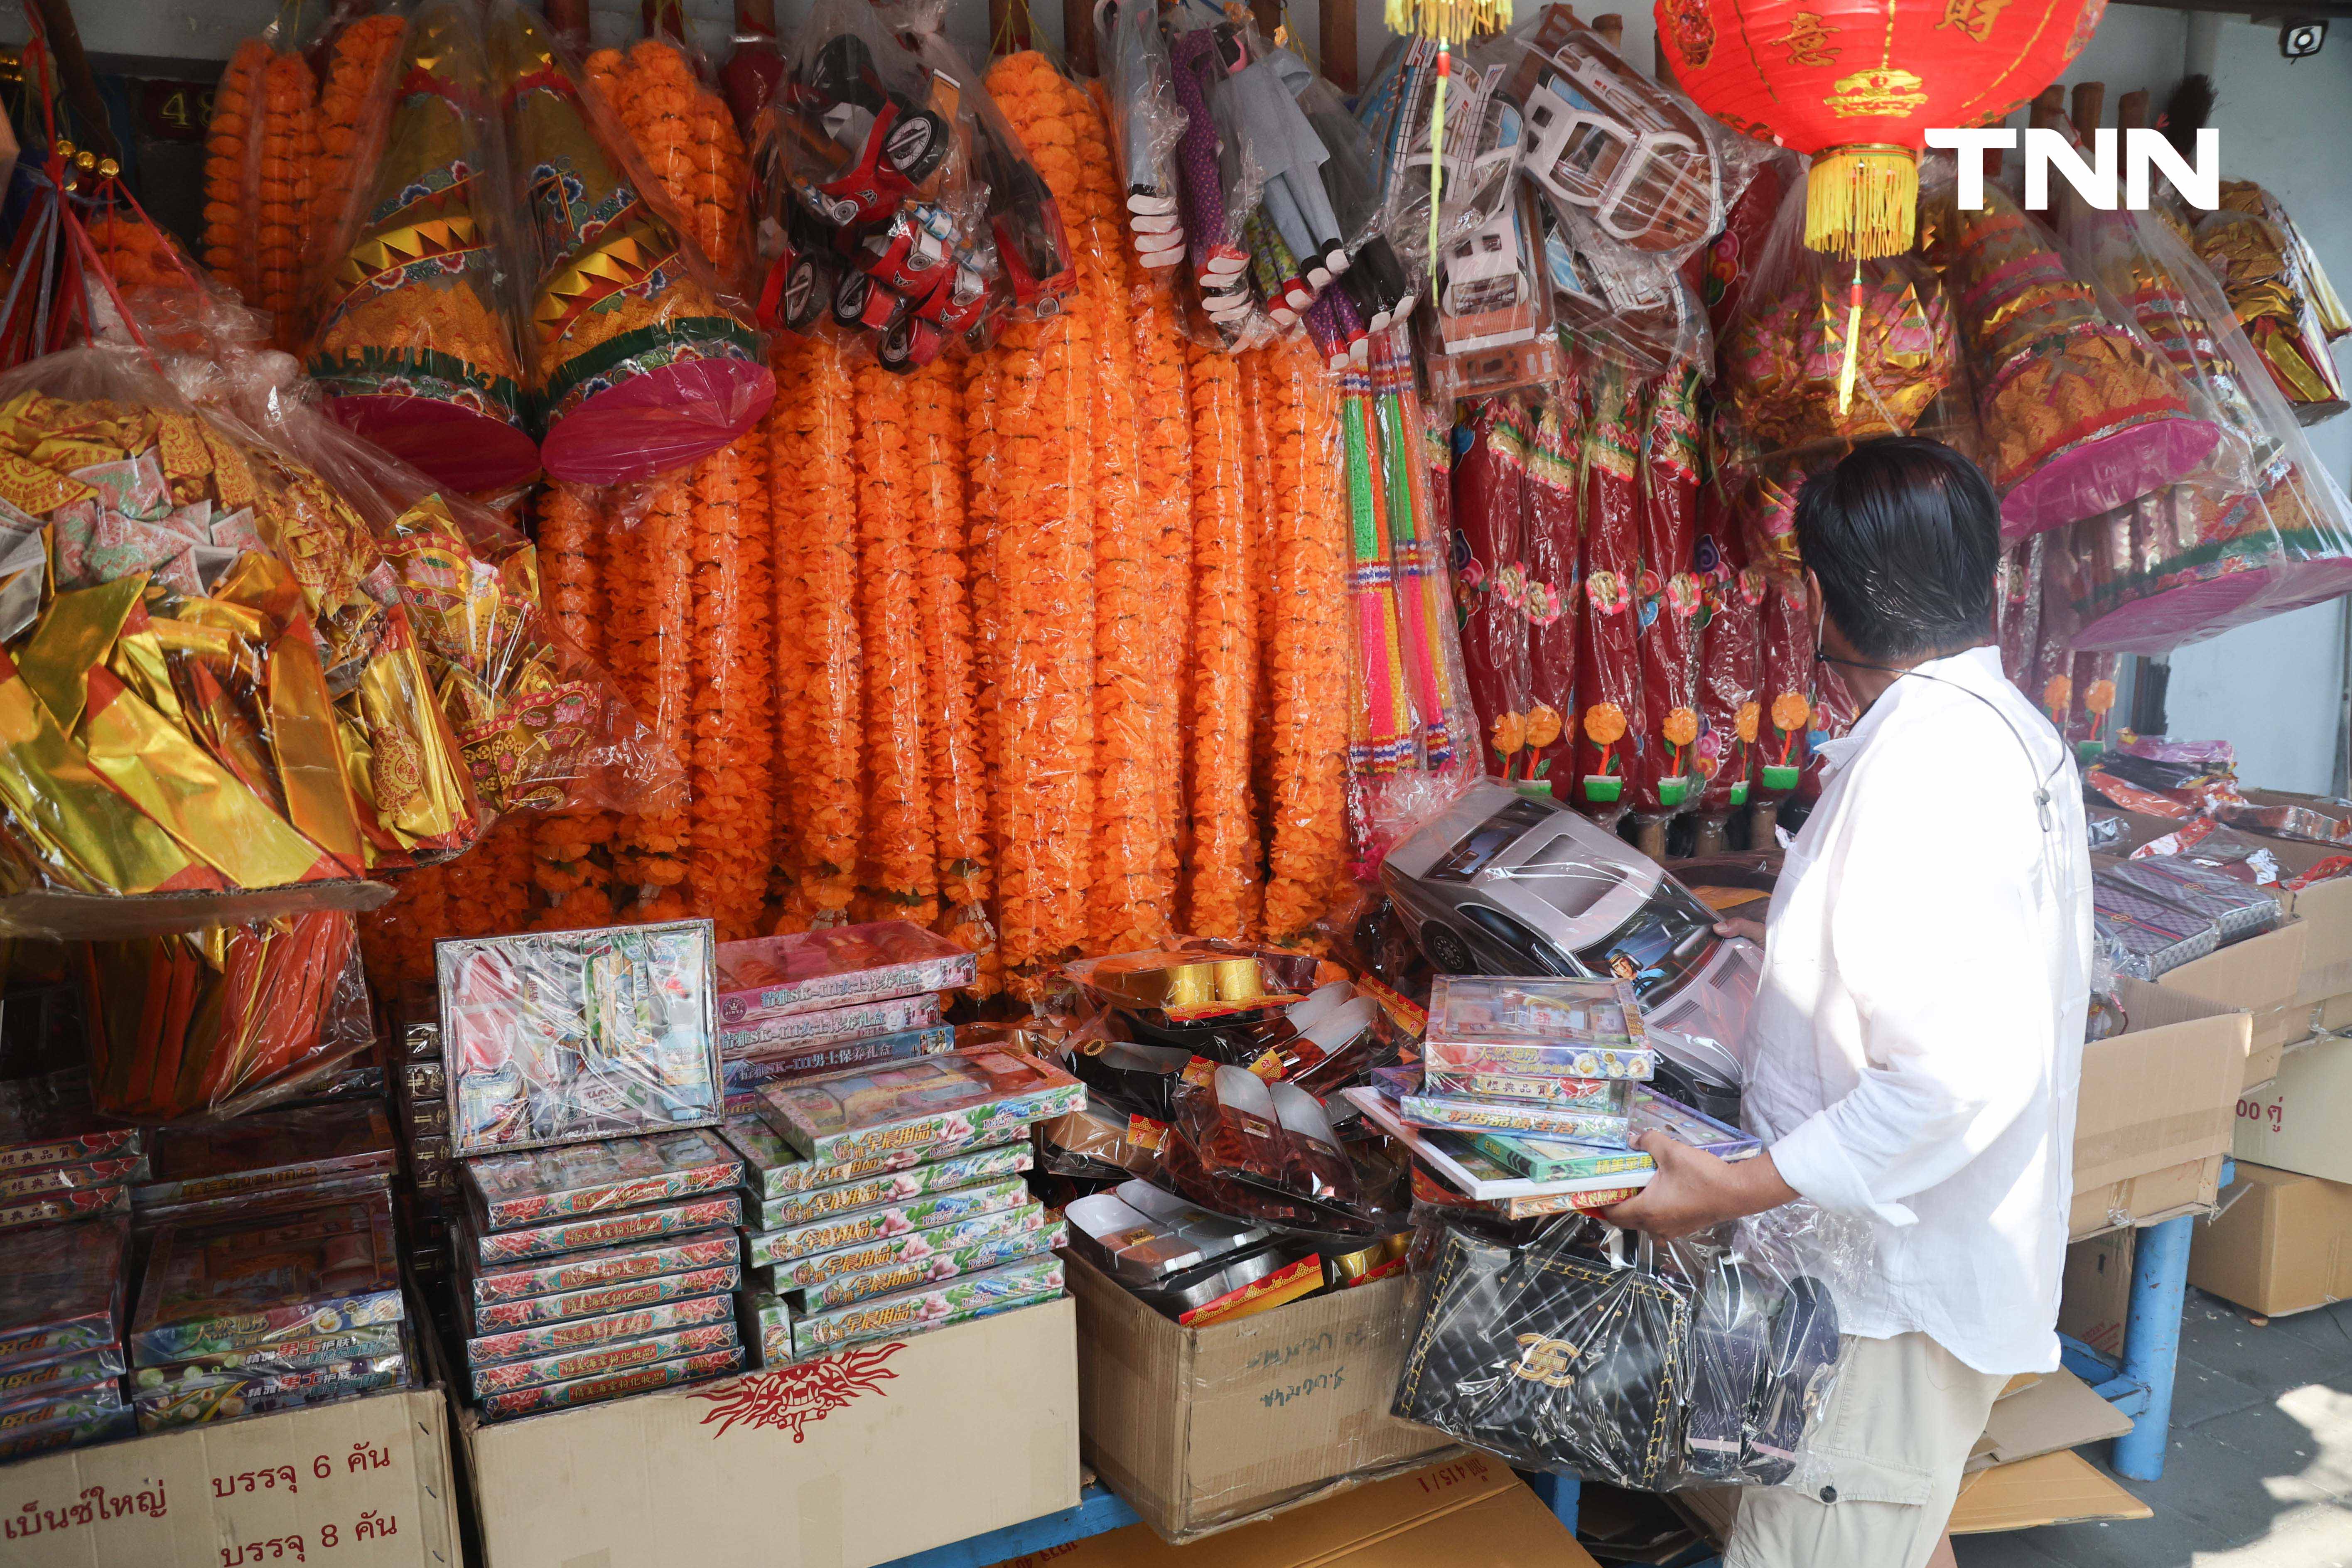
[250,387,683,818]
[581,30,755,292]
[1221,37,1351,301]
[1571,361,1644,819]
[0,345,494,934]
[1547,213,1710,382]
[1358,36,1522,297]
[1492,7,1723,270]
[1690,149,1798,347]
[1920,167,2233,542]
[1451,397,1534,778]
[1345,327,1479,865]
[486,0,772,485]
[1719,169,1960,471]
[2195,181,2350,423]
[1392,1208,1851,1488]
[1428,182,1562,401]
[1750,477,1817,806]
[1523,388,1583,794]
[1994,533,2045,689]
[1097,0,1187,268]
[1167,20,1265,293]
[1630,366,1705,821]
[80,910,371,1123]
[304,2,539,495]
[200,12,320,349]
[1156,1064,1399,1234]
[2046,205,2352,654]
[1694,480,1763,820]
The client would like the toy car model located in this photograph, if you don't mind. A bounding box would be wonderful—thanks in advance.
[783,34,952,228]
[1380,780,1758,1112]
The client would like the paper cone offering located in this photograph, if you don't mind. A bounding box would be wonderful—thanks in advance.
[308,2,540,493]
[488,2,772,485]
[1930,182,2222,540]
[0,350,485,929]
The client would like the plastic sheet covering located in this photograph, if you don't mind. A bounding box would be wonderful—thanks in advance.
[1571,361,1644,817]
[81,910,371,1123]
[0,345,490,935]
[1452,397,1534,778]
[1720,169,1959,470]
[1752,493,1816,805]
[1630,366,1705,819]
[1523,388,1582,795]
[305,2,539,494]
[199,12,318,350]
[2195,181,2350,423]
[1690,149,1797,346]
[2046,204,2352,653]
[1357,34,1521,293]
[1922,167,2231,541]
[486,0,772,484]
[1393,1210,1846,1489]
[1097,0,1188,270]
[1694,481,1763,819]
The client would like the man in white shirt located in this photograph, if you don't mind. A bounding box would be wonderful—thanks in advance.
[1605,438,2092,1568]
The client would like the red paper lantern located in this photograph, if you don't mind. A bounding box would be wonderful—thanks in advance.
[1654,0,2106,258]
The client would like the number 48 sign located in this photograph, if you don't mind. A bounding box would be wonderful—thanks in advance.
[136,79,214,143]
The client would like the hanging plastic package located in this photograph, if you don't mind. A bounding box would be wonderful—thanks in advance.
[2049,201,2352,653]
[1522,387,1583,797]
[1571,362,1644,819]
[487,0,773,484]
[1923,166,2233,541]
[2195,180,2349,424]
[1629,365,1706,832]
[1451,397,1535,780]
[1693,478,1763,834]
[307,1,542,494]
[1096,0,1188,270]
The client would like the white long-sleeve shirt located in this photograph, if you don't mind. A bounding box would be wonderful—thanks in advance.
[1744,645,2092,1375]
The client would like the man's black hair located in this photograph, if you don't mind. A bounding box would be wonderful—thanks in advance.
[1792,437,2000,663]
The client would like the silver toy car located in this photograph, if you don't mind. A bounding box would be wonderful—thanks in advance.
[1380,780,1760,1109]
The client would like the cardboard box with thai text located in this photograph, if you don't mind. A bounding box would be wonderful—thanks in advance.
[991,1453,1598,1568]
[2190,1161,2352,1316]
[0,1384,458,1568]
[460,1294,1076,1568]
[1067,1252,1454,1543]
[2234,1034,2352,1185]
[2071,980,2243,1239]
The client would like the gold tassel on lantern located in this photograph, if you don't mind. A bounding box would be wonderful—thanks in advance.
[1805,145,1920,261]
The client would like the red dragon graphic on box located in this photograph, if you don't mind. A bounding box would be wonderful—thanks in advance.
[690,1341,906,1440]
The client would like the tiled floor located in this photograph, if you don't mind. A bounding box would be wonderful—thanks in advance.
[1954,1291,2352,1568]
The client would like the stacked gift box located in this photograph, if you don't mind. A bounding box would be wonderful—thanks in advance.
[127,1200,412,1433]
[737,1047,1083,1365]
[714,923,976,1114]
[131,1103,399,1233]
[457,1132,746,1421]
[0,1219,134,1458]
[394,1007,459,1291]
[1345,978,1758,1222]
[0,1072,146,1232]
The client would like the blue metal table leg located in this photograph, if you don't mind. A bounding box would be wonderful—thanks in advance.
[1518,1471,1581,1535]
[2112,1210,2194,1480]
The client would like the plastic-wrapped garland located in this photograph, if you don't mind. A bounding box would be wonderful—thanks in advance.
[594,38,750,280]
[1132,264,1195,932]
[257,48,321,349]
[1262,335,1353,946]
[688,432,776,940]
[985,52,1100,987]
[202,43,270,310]
[1240,351,1278,809]
[1184,339,1261,939]
[530,486,616,923]
[608,476,695,919]
[908,361,997,993]
[312,15,407,265]
[1056,69,1166,955]
[771,334,863,932]
[851,363,940,929]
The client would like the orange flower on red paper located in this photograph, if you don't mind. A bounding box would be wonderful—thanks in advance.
[1584,703,1628,748]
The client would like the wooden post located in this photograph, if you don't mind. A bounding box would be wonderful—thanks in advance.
[1652,35,1676,88]
[1252,0,1282,39]
[1591,13,1624,49]
[1066,0,1097,74]
[2072,81,2106,133]
[2118,88,2151,130]
[2031,85,2064,125]
[1320,0,1359,91]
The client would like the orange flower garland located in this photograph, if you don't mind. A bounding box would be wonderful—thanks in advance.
[610,39,749,280]
[1261,336,1353,945]
[1240,351,1279,810]
[851,363,939,928]
[532,485,616,922]
[312,15,406,265]
[1129,257,1195,926]
[907,360,997,993]
[607,476,695,919]
[982,52,1100,986]
[687,431,776,940]
[770,334,863,931]
[1183,339,1260,938]
[257,49,321,351]
[202,42,270,308]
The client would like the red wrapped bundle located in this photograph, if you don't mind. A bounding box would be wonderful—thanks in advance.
[1572,364,1645,819]
[1451,398,1533,778]
[1690,152,1798,344]
[1748,465,1815,813]
[1630,367,1705,828]
[1694,482,1763,823]
[1994,535,2044,689]
[1523,389,1583,795]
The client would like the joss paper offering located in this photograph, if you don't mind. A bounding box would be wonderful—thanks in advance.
[464,1127,742,1230]
[714,921,977,1025]
[130,1202,402,1365]
[755,1047,1087,1163]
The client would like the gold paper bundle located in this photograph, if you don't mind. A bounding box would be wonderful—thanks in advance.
[487,2,773,485]
[81,910,369,1121]
[307,2,541,493]
[1930,182,2222,540]
[2196,180,2350,423]
[0,353,486,923]
[1721,256,1956,459]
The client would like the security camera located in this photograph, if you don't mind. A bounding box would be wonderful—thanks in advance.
[2281,19,2326,59]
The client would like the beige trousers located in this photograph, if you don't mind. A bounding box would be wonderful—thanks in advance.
[1725,1331,2008,1568]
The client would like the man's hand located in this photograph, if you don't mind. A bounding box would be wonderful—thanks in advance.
[1713,917,1766,944]
[1600,1133,1799,1239]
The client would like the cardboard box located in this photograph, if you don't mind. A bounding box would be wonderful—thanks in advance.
[461,1296,1078,1568]
[2323,992,2352,1033]
[1947,1450,2151,1533]
[992,1453,1598,1568]
[2233,1034,2352,1185]
[2154,921,2308,1072]
[2058,1231,2133,1357]
[1067,1253,1455,1543]
[2069,1154,2224,1243]
[0,1384,458,1568]
[2070,979,2244,1239]
[2188,1161,2352,1316]
[1968,1368,2132,1470]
